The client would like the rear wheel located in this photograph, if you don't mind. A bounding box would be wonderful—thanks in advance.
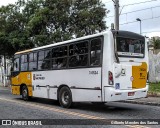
[22,86,29,101]
[59,87,72,108]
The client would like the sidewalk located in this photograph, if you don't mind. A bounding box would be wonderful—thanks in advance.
[0,85,160,106]
[123,97,160,106]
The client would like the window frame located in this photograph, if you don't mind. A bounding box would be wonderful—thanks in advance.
[20,54,29,71]
[90,37,103,67]
[68,40,89,68]
[29,52,38,71]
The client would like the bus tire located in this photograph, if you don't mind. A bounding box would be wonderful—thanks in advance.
[59,87,72,108]
[22,85,29,101]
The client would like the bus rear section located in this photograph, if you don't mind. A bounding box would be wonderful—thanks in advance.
[103,31,148,102]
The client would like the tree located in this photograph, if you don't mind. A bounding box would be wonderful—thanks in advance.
[151,37,160,49]
[0,0,108,56]
[0,2,34,57]
[27,0,108,46]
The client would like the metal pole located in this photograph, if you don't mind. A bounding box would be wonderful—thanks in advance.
[136,18,142,34]
[114,0,119,30]
[140,20,142,34]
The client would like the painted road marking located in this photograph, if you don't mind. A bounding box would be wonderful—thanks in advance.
[0,97,150,128]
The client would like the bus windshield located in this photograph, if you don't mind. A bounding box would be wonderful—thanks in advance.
[116,37,145,58]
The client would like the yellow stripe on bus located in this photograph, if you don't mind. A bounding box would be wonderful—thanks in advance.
[132,62,147,89]
[11,72,32,96]
[15,49,32,54]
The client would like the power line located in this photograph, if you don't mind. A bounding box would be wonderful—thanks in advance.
[120,15,160,26]
[120,0,159,7]
[142,30,160,34]
[107,5,160,18]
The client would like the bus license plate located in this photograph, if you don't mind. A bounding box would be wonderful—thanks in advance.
[128,92,135,96]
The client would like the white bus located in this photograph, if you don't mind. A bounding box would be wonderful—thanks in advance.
[11,30,149,108]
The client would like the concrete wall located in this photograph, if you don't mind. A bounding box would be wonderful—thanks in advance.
[149,51,160,83]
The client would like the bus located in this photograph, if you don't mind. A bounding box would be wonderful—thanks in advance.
[11,30,149,108]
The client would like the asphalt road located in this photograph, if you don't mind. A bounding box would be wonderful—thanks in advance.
[0,87,160,128]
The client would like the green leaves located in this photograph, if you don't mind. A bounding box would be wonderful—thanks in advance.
[0,0,108,57]
[151,37,160,49]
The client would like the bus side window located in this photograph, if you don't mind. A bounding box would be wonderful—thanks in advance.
[52,46,67,69]
[38,51,45,70]
[41,50,51,70]
[69,41,88,67]
[90,38,102,66]
[21,54,28,71]
[29,52,37,71]
[14,58,20,71]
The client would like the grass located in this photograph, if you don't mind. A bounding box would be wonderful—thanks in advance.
[149,83,160,93]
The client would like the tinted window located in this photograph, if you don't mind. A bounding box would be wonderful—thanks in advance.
[38,51,45,60]
[117,37,145,57]
[13,58,20,71]
[52,46,67,69]
[29,52,37,70]
[69,41,88,67]
[38,50,51,70]
[90,38,102,66]
[21,54,28,71]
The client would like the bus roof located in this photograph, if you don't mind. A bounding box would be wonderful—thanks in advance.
[15,30,144,55]
[15,31,110,55]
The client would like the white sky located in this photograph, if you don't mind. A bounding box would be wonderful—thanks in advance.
[0,0,16,6]
[103,0,160,37]
[0,0,160,38]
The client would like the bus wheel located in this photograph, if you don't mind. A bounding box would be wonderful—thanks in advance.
[22,86,29,101]
[59,87,72,108]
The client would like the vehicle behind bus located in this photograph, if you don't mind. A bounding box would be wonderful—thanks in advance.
[11,30,148,108]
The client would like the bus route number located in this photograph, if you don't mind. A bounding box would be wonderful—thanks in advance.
[89,71,98,75]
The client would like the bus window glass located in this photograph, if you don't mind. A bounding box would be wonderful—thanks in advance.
[38,50,51,70]
[117,37,144,57]
[52,46,67,69]
[45,50,51,59]
[38,51,45,60]
[29,52,37,70]
[90,38,102,66]
[69,41,88,67]
[39,60,50,70]
[34,53,37,61]
[14,58,19,71]
[21,54,28,71]
[29,53,34,62]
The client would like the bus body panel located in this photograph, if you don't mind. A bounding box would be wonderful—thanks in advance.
[71,89,101,102]
[11,30,149,105]
[104,84,148,101]
[11,72,32,96]
[32,68,102,101]
[102,31,148,102]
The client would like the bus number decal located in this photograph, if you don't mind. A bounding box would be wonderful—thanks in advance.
[89,71,98,75]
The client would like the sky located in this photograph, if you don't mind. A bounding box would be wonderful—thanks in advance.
[103,0,160,37]
[0,0,160,38]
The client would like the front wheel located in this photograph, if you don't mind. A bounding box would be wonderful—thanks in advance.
[22,86,29,101]
[59,87,73,108]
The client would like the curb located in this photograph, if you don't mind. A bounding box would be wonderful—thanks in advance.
[123,100,160,106]
[147,92,160,97]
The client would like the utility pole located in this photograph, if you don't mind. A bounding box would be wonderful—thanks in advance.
[113,0,119,30]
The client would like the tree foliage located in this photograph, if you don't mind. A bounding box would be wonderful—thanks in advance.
[151,37,160,49]
[0,0,108,57]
